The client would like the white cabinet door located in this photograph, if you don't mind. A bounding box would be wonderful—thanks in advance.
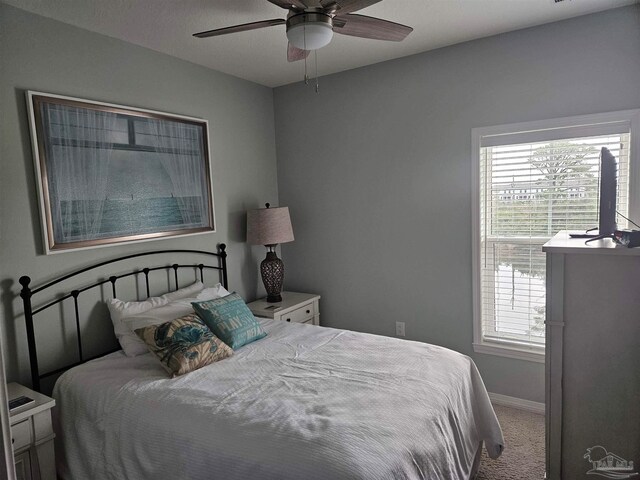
[14,451,32,480]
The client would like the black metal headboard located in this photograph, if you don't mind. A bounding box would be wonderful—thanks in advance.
[19,245,228,392]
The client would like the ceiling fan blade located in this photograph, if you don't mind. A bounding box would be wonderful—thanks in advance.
[267,0,309,10]
[193,19,285,38]
[287,43,310,62]
[333,14,413,42]
[322,0,381,14]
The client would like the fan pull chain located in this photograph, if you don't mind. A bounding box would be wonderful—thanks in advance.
[303,24,309,85]
[314,50,319,94]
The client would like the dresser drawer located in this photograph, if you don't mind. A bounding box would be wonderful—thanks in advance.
[281,302,315,324]
[11,419,32,452]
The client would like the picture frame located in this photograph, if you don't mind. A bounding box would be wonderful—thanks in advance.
[26,91,215,254]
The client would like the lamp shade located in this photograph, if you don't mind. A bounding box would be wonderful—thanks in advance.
[247,205,294,246]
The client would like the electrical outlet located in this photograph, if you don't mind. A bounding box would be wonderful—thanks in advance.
[395,321,405,337]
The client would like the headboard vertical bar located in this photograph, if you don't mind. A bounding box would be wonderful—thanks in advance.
[109,276,117,298]
[172,264,179,290]
[198,264,204,282]
[71,291,83,362]
[143,268,150,298]
[19,276,40,392]
[219,244,228,289]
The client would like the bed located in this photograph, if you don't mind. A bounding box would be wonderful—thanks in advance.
[19,246,504,480]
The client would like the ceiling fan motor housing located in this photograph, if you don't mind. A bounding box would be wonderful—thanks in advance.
[286,12,334,50]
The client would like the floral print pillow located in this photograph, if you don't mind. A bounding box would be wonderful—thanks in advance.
[135,313,232,377]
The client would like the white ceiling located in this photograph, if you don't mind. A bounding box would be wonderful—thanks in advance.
[4,0,637,87]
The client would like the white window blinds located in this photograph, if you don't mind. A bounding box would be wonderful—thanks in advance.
[479,133,631,349]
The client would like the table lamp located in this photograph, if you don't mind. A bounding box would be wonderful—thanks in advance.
[247,203,294,303]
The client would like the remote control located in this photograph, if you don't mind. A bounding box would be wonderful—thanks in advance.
[8,395,34,411]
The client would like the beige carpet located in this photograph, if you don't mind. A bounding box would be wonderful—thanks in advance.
[476,405,545,480]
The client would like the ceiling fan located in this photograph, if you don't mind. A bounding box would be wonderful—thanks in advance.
[193,0,413,63]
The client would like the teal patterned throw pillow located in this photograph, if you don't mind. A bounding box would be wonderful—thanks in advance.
[192,293,266,349]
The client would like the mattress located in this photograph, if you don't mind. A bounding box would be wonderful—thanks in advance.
[53,318,504,480]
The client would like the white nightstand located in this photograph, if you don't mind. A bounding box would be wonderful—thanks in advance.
[7,383,56,480]
[248,292,321,326]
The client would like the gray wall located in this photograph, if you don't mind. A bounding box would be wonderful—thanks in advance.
[273,5,640,403]
[0,4,278,384]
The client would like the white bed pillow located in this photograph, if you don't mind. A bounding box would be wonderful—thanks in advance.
[196,283,231,301]
[161,281,205,303]
[108,281,207,356]
[118,283,231,357]
[108,296,169,356]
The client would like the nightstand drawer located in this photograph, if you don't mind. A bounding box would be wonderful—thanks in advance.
[11,419,32,452]
[282,302,315,324]
[247,292,320,326]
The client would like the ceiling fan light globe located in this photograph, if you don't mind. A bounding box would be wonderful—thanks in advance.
[286,22,333,50]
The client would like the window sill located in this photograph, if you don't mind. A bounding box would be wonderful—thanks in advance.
[473,341,545,363]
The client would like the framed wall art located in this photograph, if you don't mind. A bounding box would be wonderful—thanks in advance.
[26,91,215,254]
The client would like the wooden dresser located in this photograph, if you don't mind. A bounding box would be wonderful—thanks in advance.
[543,231,640,479]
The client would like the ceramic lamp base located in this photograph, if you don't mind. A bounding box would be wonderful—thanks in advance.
[261,250,284,303]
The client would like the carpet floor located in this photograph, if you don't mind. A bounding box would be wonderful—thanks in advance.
[476,405,545,480]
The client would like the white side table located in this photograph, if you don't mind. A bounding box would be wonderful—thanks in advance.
[7,383,55,480]
[247,292,320,326]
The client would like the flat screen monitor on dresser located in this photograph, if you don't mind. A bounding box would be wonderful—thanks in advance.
[598,146,617,237]
[570,146,618,241]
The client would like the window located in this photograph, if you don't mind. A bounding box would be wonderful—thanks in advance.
[472,111,640,362]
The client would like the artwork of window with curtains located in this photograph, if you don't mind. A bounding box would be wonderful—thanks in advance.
[27,92,215,253]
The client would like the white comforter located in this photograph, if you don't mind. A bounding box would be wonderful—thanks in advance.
[53,319,503,480]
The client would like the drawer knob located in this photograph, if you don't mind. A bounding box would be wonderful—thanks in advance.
[306,310,310,314]
[286,318,291,322]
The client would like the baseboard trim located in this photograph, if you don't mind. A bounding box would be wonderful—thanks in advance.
[488,392,545,415]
